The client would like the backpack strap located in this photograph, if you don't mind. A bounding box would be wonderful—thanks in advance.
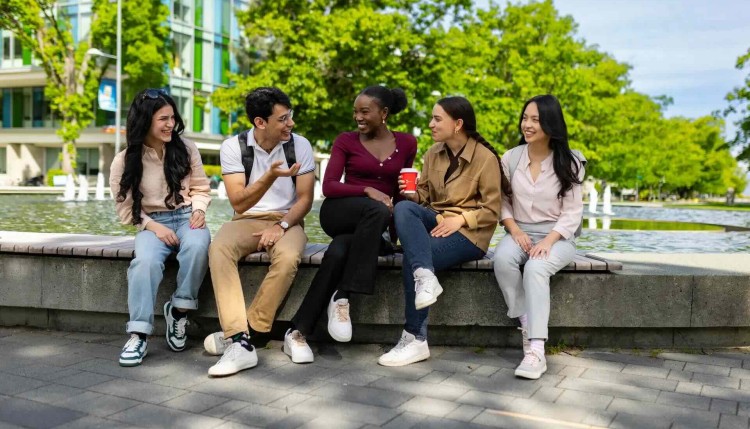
[238,130,254,187]
[238,131,298,187]
[282,134,297,187]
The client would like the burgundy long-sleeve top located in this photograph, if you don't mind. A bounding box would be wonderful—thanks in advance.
[323,131,418,198]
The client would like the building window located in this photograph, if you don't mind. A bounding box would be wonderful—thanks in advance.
[45,147,62,172]
[172,32,193,78]
[77,148,100,176]
[175,0,193,24]
[0,147,7,174]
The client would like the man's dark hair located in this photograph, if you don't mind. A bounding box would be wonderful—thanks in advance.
[245,87,292,123]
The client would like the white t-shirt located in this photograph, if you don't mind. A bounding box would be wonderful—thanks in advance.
[220,129,315,214]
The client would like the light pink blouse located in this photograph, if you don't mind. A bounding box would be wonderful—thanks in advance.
[500,145,584,239]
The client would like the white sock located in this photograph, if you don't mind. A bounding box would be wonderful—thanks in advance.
[518,314,528,329]
[530,339,545,357]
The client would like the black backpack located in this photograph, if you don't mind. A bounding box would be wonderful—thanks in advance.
[237,130,297,187]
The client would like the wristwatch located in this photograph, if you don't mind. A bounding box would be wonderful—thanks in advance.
[276,221,290,231]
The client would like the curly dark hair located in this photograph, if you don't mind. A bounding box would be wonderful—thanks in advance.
[517,94,583,199]
[436,96,511,198]
[116,89,191,225]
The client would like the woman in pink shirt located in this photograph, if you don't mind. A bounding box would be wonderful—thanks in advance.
[110,89,211,367]
[493,94,585,380]
[283,86,417,363]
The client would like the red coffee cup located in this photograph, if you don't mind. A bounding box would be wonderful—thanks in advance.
[400,168,419,194]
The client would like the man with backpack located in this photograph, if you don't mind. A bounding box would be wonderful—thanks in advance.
[206,87,315,377]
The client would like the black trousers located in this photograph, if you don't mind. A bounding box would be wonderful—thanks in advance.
[291,196,391,336]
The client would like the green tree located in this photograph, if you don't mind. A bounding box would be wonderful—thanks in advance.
[725,48,750,161]
[0,0,169,173]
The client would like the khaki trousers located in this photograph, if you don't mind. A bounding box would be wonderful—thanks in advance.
[209,212,307,337]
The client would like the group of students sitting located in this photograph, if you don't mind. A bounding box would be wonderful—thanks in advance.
[110,85,584,381]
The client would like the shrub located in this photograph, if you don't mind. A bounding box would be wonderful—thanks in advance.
[204,164,222,179]
[46,169,66,186]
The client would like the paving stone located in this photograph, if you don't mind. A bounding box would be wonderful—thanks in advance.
[676,381,704,395]
[503,398,598,425]
[295,416,362,429]
[685,362,732,376]
[455,390,515,410]
[222,403,293,427]
[441,373,539,398]
[292,397,399,425]
[712,398,740,415]
[608,398,720,428]
[310,383,412,409]
[660,353,742,368]
[530,386,563,403]
[555,390,613,410]
[609,412,673,429]
[53,416,140,429]
[108,403,225,428]
[190,377,288,405]
[581,410,617,427]
[720,414,750,429]
[558,376,660,402]
[2,364,83,382]
[469,409,553,429]
[732,368,750,380]
[88,378,187,404]
[266,393,312,410]
[580,367,678,391]
[741,380,750,391]
[667,369,694,382]
[0,397,86,429]
[159,392,228,414]
[468,365,500,377]
[54,372,115,389]
[409,359,478,374]
[211,422,262,429]
[381,411,427,429]
[419,371,452,384]
[489,367,564,388]
[0,373,47,395]
[202,400,251,419]
[16,384,85,405]
[657,391,711,410]
[444,404,484,422]
[545,354,626,372]
[622,364,670,378]
[52,391,141,418]
[703,386,750,403]
[557,366,585,378]
[370,377,468,402]
[664,359,688,371]
[579,351,665,368]
[399,396,460,418]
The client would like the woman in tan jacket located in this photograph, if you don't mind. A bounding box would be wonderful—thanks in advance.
[110,89,211,367]
[378,96,502,367]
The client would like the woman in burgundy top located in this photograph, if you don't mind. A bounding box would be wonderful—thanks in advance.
[285,86,417,362]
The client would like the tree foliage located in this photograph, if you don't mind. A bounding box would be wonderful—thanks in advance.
[726,48,750,162]
[0,0,169,172]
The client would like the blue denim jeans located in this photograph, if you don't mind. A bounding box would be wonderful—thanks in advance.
[394,201,485,341]
[126,205,210,335]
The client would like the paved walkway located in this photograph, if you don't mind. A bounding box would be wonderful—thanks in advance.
[2,328,750,428]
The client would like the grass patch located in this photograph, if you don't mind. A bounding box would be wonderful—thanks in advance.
[547,340,583,356]
[664,202,750,212]
[650,348,663,358]
[474,346,486,354]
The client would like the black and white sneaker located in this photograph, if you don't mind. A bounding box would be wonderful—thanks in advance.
[119,334,148,367]
[164,301,188,352]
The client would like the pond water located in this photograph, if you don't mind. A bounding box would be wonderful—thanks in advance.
[1,195,749,253]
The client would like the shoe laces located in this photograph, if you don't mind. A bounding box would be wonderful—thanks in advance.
[335,301,350,322]
[414,276,431,295]
[217,342,246,364]
[290,330,308,346]
[123,334,144,352]
[173,317,188,338]
[392,333,413,353]
[520,350,542,366]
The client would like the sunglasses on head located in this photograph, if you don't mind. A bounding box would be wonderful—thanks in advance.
[142,88,168,100]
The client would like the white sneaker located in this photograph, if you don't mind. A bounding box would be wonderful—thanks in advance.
[514,350,547,379]
[518,327,531,355]
[378,330,430,367]
[414,268,442,310]
[327,292,352,342]
[119,334,148,367]
[204,331,231,356]
[283,329,314,364]
[208,342,258,377]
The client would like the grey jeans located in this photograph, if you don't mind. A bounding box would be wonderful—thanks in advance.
[492,222,576,340]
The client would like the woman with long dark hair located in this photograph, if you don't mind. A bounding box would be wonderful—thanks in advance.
[110,89,211,367]
[378,96,501,367]
[493,94,585,379]
[281,85,417,363]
